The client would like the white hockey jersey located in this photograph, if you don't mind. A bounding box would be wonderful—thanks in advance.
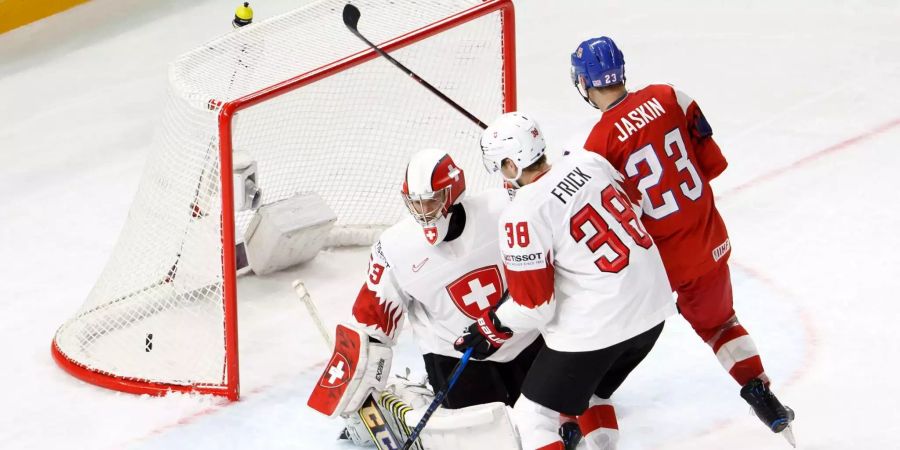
[495,150,676,352]
[350,188,540,362]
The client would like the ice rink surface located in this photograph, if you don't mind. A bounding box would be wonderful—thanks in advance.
[2,0,899,448]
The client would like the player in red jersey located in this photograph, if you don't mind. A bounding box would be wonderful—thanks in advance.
[570,36,795,443]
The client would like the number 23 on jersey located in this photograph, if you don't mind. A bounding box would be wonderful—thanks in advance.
[625,127,703,219]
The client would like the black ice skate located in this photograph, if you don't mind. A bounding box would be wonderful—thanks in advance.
[558,421,582,450]
[740,378,796,447]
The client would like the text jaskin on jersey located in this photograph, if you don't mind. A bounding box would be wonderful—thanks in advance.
[613,97,666,142]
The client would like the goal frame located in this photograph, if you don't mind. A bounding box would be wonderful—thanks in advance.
[51,0,516,401]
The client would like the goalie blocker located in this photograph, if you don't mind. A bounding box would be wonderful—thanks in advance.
[308,324,392,417]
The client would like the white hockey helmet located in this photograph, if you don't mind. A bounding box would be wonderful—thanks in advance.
[401,148,466,246]
[480,112,546,187]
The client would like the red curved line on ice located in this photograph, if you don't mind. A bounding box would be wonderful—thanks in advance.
[662,117,900,449]
[717,117,900,199]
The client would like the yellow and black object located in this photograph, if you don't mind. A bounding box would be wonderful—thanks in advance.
[233,2,253,28]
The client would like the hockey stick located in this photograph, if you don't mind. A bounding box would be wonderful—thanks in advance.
[342,4,488,130]
[292,280,333,348]
[400,346,474,450]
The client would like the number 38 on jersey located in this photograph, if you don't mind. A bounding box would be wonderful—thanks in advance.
[569,185,652,273]
[504,184,653,274]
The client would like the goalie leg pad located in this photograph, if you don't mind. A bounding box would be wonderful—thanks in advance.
[359,394,405,450]
[308,324,393,417]
[342,413,376,447]
[378,392,424,450]
[244,192,336,274]
[404,401,520,450]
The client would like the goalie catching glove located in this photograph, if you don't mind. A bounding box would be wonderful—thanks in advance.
[454,309,513,360]
[307,324,392,417]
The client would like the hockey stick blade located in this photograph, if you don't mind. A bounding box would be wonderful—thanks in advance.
[340,3,487,129]
[342,3,361,31]
[400,347,474,450]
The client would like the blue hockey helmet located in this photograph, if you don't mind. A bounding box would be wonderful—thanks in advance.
[570,36,625,106]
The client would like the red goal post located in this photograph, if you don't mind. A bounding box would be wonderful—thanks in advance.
[52,0,516,401]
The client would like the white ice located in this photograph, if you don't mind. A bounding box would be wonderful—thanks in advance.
[2,0,899,449]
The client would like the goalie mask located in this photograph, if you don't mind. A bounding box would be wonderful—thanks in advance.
[402,149,466,246]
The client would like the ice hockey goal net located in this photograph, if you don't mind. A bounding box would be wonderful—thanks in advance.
[51,0,515,400]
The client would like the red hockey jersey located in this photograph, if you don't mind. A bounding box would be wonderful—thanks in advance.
[583,84,730,287]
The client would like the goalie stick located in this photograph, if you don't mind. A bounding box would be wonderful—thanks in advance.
[292,280,418,450]
[342,3,488,130]
[292,280,333,348]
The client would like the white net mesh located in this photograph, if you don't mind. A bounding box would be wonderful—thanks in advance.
[53,0,510,392]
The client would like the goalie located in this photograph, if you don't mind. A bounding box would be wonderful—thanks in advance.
[307,149,542,449]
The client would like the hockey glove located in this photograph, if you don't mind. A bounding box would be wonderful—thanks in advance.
[454,309,512,360]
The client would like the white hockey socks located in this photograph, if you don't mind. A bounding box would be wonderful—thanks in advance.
[511,395,566,450]
[577,396,619,450]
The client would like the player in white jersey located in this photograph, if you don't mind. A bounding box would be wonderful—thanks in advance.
[308,149,542,445]
[454,113,676,450]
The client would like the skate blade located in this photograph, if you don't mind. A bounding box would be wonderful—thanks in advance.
[780,424,796,448]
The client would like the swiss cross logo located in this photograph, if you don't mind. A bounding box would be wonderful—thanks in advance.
[448,164,461,182]
[423,225,438,245]
[327,361,345,384]
[319,353,351,388]
[446,266,504,319]
[531,127,539,138]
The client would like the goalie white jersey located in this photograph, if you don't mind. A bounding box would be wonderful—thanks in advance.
[351,188,540,362]
[495,150,676,352]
